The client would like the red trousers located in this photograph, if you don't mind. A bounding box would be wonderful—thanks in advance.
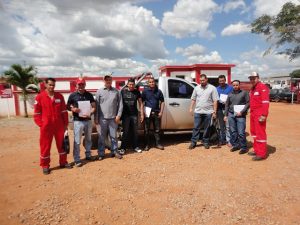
[250,113,267,158]
[40,124,67,168]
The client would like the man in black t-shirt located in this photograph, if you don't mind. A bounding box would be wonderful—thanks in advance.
[119,78,144,154]
[67,78,96,167]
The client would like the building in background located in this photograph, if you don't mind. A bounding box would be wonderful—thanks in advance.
[159,64,235,86]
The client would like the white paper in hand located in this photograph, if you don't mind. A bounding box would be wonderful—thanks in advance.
[78,101,91,117]
[234,105,245,113]
[144,106,152,118]
[220,94,228,103]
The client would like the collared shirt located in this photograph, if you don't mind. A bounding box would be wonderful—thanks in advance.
[224,89,249,116]
[95,87,123,120]
[67,91,95,121]
[191,84,219,114]
[121,87,141,116]
[217,84,233,110]
[142,87,164,112]
[249,82,270,116]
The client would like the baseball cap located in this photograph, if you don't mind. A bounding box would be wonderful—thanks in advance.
[248,71,259,78]
[76,77,86,84]
[104,74,112,80]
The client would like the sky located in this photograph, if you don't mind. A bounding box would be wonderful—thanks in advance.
[0,0,299,80]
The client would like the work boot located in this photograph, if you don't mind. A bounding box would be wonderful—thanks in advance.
[42,168,50,175]
[60,163,73,169]
[85,156,94,161]
[239,149,248,154]
[230,146,240,152]
[252,156,265,161]
[188,143,196,150]
[247,151,256,156]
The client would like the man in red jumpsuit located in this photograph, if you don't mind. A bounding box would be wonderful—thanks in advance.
[34,78,72,174]
[248,72,270,161]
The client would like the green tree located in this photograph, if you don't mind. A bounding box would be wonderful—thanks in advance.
[2,64,40,117]
[290,69,300,78]
[251,2,300,61]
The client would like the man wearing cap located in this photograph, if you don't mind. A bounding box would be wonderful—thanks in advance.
[95,74,123,160]
[34,77,72,175]
[67,78,96,167]
[248,72,270,161]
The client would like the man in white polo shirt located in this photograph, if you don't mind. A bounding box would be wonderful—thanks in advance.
[189,74,219,149]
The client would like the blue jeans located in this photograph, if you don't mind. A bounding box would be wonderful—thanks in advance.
[191,113,212,145]
[73,120,92,163]
[228,112,247,150]
[97,118,118,157]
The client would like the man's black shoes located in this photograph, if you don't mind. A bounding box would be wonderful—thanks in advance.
[239,149,248,154]
[230,146,240,152]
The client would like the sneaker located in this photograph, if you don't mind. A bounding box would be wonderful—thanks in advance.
[75,162,83,167]
[188,143,196,150]
[60,163,73,169]
[134,147,142,153]
[118,149,126,155]
[97,155,104,161]
[42,168,50,175]
[156,144,164,150]
[144,145,150,151]
[114,152,123,159]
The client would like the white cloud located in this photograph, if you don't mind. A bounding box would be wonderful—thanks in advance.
[221,22,250,36]
[161,0,219,39]
[223,0,246,13]
[0,0,167,76]
[253,0,299,17]
[232,48,300,80]
[176,44,206,56]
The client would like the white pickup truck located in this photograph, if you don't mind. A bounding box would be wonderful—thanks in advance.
[77,75,199,149]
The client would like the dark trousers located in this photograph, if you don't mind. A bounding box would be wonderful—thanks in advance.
[217,109,226,143]
[121,115,138,149]
[191,113,212,145]
[144,112,161,146]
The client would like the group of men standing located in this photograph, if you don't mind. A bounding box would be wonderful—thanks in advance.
[34,75,165,174]
[189,72,270,161]
[33,72,269,175]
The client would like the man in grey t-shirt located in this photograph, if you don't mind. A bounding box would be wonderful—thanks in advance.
[189,74,219,149]
[95,75,123,160]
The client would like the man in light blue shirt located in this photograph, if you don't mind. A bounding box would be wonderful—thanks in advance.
[216,75,233,146]
[189,74,219,149]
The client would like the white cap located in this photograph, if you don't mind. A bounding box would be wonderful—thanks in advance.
[248,71,259,78]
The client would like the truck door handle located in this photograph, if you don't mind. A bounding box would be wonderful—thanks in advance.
[169,102,180,107]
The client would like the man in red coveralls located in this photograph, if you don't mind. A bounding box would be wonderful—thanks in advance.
[248,72,270,161]
[34,78,72,174]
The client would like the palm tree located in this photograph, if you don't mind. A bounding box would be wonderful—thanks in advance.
[2,64,40,117]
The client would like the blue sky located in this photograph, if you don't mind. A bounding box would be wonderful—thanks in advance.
[0,0,299,80]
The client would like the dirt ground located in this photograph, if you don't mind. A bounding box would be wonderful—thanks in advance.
[0,102,299,225]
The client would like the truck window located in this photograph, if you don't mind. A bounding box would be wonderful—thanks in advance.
[168,80,194,99]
